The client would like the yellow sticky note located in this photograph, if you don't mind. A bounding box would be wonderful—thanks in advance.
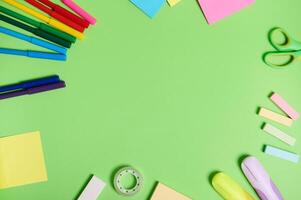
[0,131,48,189]
[150,183,191,200]
[167,0,181,7]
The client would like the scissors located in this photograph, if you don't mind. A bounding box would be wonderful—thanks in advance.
[263,27,301,68]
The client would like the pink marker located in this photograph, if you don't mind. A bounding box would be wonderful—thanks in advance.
[61,0,96,25]
[270,92,299,120]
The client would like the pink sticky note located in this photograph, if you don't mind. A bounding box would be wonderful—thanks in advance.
[197,0,255,24]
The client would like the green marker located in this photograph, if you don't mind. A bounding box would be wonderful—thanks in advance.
[0,6,76,43]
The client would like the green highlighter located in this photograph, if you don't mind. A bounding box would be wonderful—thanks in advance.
[0,6,76,43]
[212,172,255,200]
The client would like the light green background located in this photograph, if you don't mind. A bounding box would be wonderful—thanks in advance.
[0,0,300,199]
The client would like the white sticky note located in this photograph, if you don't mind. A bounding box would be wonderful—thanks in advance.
[258,108,293,127]
[263,123,296,146]
[78,175,106,200]
[264,145,299,163]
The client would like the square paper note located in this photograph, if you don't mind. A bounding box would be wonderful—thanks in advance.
[167,0,181,7]
[0,131,48,189]
[198,0,255,24]
[150,183,191,200]
[131,0,165,18]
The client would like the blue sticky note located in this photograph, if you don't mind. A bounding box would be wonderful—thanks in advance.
[264,145,299,163]
[131,0,165,18]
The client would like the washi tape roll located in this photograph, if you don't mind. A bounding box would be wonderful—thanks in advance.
[113,166,143,196]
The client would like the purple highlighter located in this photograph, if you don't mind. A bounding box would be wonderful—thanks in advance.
[241,156,283,200]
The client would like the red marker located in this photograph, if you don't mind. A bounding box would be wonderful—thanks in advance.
[25,0,87,32]
[38,0,89,28]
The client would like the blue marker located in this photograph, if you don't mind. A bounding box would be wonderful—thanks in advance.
[0,26,67,61]
[0,75,60,93]
[0,48,66,61]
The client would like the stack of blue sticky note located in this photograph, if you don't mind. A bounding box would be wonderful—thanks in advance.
[131,0,166,18]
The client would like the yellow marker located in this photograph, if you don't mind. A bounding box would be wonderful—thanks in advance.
[0,131,47,189]
[212,172,255,200]
[3,0,84,39]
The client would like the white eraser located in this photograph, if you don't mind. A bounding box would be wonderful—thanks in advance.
[78,175,106,200]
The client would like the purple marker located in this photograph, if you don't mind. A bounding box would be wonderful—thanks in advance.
[0,81,65,100]
[241,156,283,200]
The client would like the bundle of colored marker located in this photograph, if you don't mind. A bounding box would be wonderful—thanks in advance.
[258,92,299,163]
[0,0,97,61]
[0,75,65,100]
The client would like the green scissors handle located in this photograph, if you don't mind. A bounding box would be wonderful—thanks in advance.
[263,50,301,68]
[269,28,301,51]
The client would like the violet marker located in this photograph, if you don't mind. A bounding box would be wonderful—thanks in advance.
[241,156,284,200]
[0,81,65,100]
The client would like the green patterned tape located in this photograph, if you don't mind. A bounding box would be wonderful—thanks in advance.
[113,166,143,196]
